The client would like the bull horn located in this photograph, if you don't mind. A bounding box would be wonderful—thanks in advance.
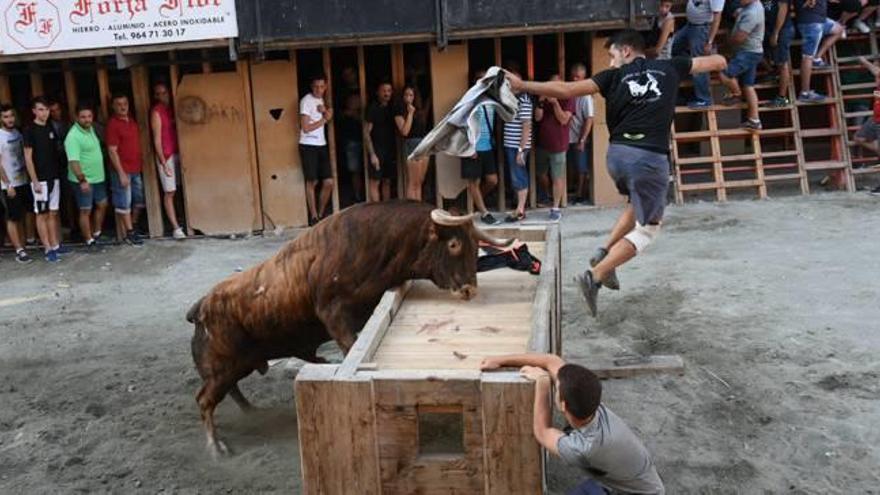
[473,227,515,248]
[431,209,478,226]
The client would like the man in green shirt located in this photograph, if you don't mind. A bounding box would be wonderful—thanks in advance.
[65,103,108,248]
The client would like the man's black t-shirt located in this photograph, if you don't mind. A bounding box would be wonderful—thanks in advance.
[366,102,396,156]
[22,122,61,181]
[592,56,693,154]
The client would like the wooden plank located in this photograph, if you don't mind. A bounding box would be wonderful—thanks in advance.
[357,46,370,201]
[526,35,537,210]
[322,47,341,213]
[337,282,411,377]
[527,267,554,353]
[587,355,685,379]
[28,63,43,96]
[130,65,163,238]
[62,63,77,119]
[493,37,506,213]
[482,378,543,495]
[0,74,10,104]
[589,35,626,206]
[238,59,264,231]
[557,32,568,208]
[392,44,406,199]
[373,378,484,494]
[176,71,259,234]
[295,368,381,495]
[430,44,470,204]
[201,49,212,74]
[250,60,309,228]
[96,60,111,122]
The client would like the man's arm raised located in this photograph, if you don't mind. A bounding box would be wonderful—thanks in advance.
[691,55,727,74]
[507,71,600,100]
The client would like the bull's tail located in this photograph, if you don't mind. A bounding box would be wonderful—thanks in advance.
[186,297,205,324]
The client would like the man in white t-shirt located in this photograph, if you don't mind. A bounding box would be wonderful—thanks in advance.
[299,74,334,226]
[567,63,594,205]
[0,104,34,263]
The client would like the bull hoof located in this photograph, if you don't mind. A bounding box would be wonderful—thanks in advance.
[208,439,232,459]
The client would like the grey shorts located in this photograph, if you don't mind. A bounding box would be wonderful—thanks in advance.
[856,120,880,142]
[606,143,669,225]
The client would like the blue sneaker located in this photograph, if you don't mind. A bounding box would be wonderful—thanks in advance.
[55,244,72,255]
[798,90,826,103]
[45,250,60,263]
[687,100,712,110]
[548,208,562,221]
[812,58,829,68]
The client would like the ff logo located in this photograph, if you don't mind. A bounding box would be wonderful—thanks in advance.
[4,0,61,50]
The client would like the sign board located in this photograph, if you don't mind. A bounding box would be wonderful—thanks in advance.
[0,0,237,56]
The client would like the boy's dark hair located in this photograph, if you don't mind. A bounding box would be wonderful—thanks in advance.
[557,364,602,420]
[111,92,128,102]
[75,101,94,115]
[31,96,49,109]
[605,29,646,53]
[0,103,14,114]
[310,73,326,84]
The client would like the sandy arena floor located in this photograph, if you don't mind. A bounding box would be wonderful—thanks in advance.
[1,193,878,494]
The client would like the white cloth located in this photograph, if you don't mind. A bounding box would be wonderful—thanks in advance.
[569,95,595,144]
[299,93,327,146]
[0,128,28,188]
[409,66,519,160]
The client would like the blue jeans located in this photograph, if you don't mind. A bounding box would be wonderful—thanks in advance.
[110,171,145,214]
[504,146,530,191]
[70,181,108,211]
[798,19,838,58]
[672,23,711,103]
[567,143,590,174]
[567,479,609,495]
[724,50,763,87]
[343,141,363,173]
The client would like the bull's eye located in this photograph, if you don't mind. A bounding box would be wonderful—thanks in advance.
[447,238,462,256]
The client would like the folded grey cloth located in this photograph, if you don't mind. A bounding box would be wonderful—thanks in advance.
[408,66,519,160]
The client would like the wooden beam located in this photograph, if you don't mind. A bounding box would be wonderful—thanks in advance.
[357,45,369,201]
[526,35,536,209]
[337,282,411,377]
[493,37,506,213]
[96,58,110,122]
[201,49,212,74]
[557,32,567,207]
[130,65,164,238]
[391,43,406,199]
[0,73,11,104]
[589,355,685,379]
[590,34,626,206]
[168,52,180,97]
[62,63,77,119]
[29,63,43,97]
[322,47,341,213]
[238,59,264,231]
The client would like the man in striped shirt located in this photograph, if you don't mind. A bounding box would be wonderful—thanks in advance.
[503,65,534,223]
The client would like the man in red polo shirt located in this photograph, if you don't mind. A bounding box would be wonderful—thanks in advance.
[106,93,145,245]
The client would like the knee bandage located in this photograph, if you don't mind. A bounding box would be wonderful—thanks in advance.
[624,222,661,253]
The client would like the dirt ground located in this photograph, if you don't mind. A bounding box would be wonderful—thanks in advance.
[1,193,878,494]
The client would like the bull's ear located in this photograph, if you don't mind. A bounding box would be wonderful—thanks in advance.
[428,223,439,242]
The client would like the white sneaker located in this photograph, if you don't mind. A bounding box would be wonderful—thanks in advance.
[173,227,186,240]
[854,19,871,34]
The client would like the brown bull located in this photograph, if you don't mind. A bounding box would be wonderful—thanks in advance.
[186,200,510,456]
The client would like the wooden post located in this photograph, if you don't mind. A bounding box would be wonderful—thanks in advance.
[29,63,43,97]
[557,32,567,207]
[62,63,77,119]
[168,52,181,96]
[391,43,406,199]
[96,58,111,122]
[201,49,212,74]
[0,73,11,104]
[130,65,164,238]
[493,37,506,213]
[590,35,626,207]
[238,59,264,231]
[357,45,370,202]
[323,47,341,213]
[526,35,536,209]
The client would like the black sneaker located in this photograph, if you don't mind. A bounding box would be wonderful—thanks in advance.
[481,213,500,225]
[870,185,880,196]
[589,247,620,291]
[741,119,762,132]
[124,230,144,247]
[576,270,600,317]
[504,211,525,223]
[15,250,33,264]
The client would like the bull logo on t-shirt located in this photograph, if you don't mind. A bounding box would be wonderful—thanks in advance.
[624,71,662,102]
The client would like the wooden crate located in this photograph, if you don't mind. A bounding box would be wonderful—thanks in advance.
[295,225,561,495]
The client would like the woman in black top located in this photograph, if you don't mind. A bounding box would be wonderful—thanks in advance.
[395,85,431,201]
